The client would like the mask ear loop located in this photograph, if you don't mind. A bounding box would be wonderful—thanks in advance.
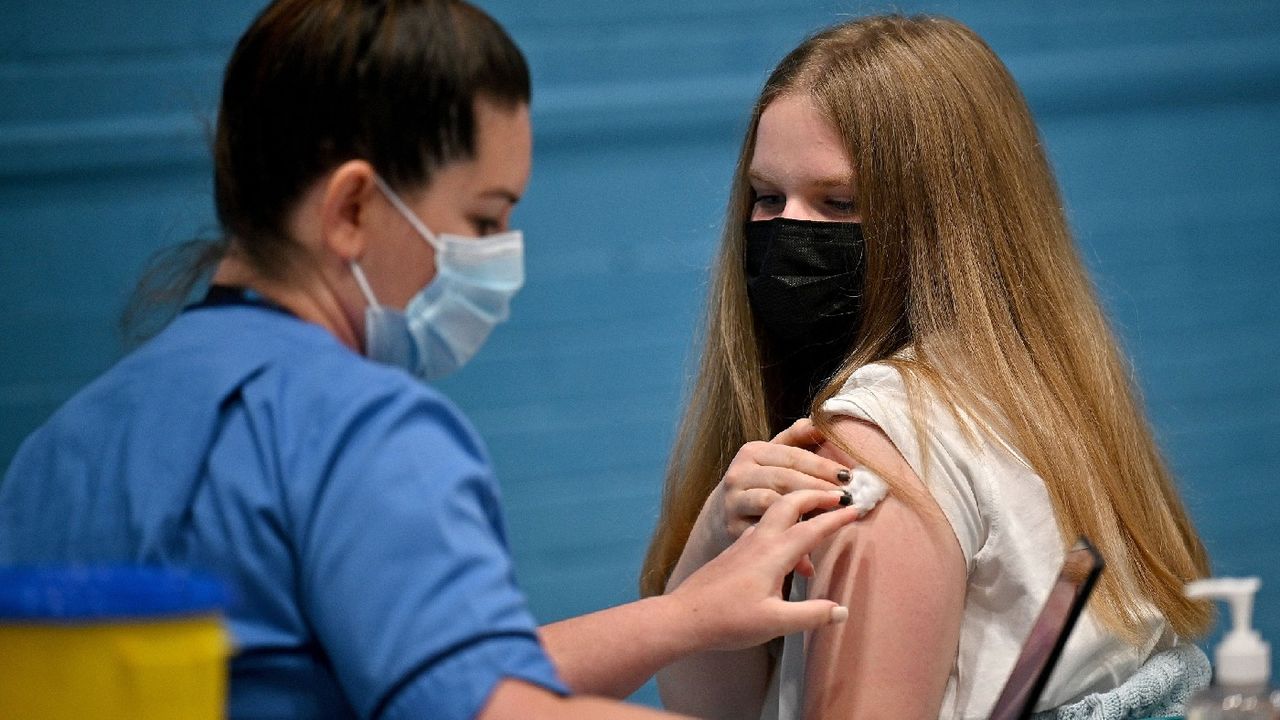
[349,261,381,310]
[372,174,443,251]
[351,173,441,311]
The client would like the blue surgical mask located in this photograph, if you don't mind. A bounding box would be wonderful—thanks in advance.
[348,175,524,380]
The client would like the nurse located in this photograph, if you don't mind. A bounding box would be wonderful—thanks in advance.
[0,1,862,719]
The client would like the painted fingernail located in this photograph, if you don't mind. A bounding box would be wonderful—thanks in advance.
[836,469,851,483]
[838,491,853,507]
[830,606,849,623]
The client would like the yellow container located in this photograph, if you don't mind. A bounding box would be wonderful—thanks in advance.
[0,567,231,720]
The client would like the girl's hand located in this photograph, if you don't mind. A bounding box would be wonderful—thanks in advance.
[703,418,852,555]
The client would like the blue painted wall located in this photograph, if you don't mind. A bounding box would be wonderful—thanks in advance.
[1,0,1278,707]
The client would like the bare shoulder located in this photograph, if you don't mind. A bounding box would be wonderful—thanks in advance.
[800,417,966,719]
[816,418,912,488]
[814,417,952,546]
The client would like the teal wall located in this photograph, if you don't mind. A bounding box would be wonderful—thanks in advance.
[2,0,1278,707]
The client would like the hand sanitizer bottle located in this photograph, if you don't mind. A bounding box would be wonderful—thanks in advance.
[1185,578,1278,719]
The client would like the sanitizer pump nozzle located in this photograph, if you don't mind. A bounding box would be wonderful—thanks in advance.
[1183,577,1278,719]
[1186,578,1270,686]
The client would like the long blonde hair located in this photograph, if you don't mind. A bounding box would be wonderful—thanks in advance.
[640,14,1211,641]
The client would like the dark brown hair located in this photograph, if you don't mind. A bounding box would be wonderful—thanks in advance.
[124,0,530,340]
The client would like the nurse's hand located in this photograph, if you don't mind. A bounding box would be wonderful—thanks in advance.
[539,489,863,701]
[703,418,851,555]
[668,488,862,651]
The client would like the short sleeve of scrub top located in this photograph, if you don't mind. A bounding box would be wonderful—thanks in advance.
[265,366,567,720]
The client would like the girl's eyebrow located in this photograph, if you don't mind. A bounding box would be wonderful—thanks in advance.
[813,174,856,189]
[748,169,855,189]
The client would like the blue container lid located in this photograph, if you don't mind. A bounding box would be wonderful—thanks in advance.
[0,566,227,621]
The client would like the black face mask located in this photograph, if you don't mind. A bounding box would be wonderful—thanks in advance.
[744,217,866,424]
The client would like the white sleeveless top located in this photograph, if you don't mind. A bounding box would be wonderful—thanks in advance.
[761,362,1174,720]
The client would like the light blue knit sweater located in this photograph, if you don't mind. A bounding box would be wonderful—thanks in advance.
[1032,644,1211,720]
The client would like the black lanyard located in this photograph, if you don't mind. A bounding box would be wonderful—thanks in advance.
[184,285,295,317]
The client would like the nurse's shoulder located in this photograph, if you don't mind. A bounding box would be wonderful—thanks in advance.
[173,301,493,483]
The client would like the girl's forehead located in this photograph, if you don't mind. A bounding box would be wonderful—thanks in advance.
[751,94,854,185]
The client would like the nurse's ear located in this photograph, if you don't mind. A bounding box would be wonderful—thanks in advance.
[317,159,380,263]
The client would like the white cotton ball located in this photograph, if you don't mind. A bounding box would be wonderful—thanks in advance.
[843,467,889,513]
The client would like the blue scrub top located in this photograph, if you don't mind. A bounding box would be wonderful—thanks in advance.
[0,292,567,719]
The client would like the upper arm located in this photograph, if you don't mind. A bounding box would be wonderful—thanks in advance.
[803,418,967,720]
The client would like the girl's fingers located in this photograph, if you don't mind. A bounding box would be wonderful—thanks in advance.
[730,488,782,518]
[771,417,825,447]
[727,518,756,539]
[769,467,849,494]
[726,473,836,534]
[751,443,849,486]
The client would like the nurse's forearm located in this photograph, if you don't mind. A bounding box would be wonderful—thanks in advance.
[657,645,770,719]
[541,493,859,701]
[480,678,694,719]
[654,518,771,718]
[540,591,763,705]
[537,513,733,697]
[539,594,703,699]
